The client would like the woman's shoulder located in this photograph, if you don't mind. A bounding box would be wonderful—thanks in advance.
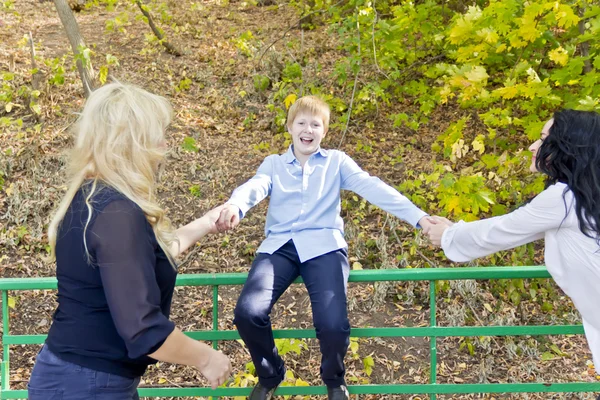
[539,182,573,202]
[531,182,576,218]
[80,181,143,216]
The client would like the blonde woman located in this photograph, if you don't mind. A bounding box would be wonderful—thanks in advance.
[28,83,231,400]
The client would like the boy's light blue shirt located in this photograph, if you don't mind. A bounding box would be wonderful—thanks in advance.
[228,146,428,263]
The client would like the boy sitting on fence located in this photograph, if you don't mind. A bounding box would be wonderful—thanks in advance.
[216,95,435,400]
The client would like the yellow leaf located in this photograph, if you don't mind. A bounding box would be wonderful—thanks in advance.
[484,303,493,312]
[449,18,474,44]
[446,197,461,214]
[352,261,363,270]
[477,28,498,44]
[548,47,569,66]
[451,139,468,160]
[555,4,580,28]
[464,66,488,83]
[472,135,485,154]
[284,94,297,109]
[518,18,540,42]
[8,296,16,309]
[158,377,167,384]
[526,67,541,83]
[494,85,519,100]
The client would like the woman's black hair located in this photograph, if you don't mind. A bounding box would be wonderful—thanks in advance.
[536,109,600,244]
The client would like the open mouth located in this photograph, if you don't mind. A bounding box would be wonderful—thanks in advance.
[300,138,313,145]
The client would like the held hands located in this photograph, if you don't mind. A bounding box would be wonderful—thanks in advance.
[201,205,226,235]
[215,204,241,233]
[198,204,240,235]
[421,216,454,246]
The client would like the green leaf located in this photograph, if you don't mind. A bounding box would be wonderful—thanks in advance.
[30,102,41,115]
[541,351,556,361]
[181,137,198,152]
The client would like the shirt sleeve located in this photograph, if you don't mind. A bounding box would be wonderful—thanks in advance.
[227,155,273,219]
[339,152,428,227]
[87,200,175,360]
[441,184,570,262]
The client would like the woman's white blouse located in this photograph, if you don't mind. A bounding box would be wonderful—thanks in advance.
[442,182,600,368]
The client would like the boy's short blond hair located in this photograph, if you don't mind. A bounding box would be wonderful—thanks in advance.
[286,96,331,133]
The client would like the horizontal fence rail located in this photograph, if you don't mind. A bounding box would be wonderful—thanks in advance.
[1,266,599,399]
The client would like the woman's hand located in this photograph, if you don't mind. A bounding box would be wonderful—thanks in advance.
[426,216,454,246]
[216,204,241,232]
[418,216,438,235]
[196,348,232,389]
[201,205,226,235]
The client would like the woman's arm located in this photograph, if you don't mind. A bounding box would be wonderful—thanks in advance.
[170,205,222,258]
[149,328,231,389]
[433,184,570,262]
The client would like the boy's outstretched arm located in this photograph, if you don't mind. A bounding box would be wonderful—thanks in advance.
[215,155,274,232]
[340,153,429,229]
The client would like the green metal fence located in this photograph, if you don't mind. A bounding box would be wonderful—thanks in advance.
[1,267,600,399]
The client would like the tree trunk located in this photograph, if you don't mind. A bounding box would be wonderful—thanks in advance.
[53,0,95,97]
[28,32,42,91]
[579,4,592,74]
[135,0,182,56]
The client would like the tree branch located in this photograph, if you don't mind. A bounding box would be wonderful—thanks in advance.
[254,0,345,71]
[135,0,183,56]
[338,15,361,148]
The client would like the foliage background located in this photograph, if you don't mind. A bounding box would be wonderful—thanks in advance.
[1,0,600,398]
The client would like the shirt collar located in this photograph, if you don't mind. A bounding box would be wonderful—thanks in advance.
[283,145,329,164]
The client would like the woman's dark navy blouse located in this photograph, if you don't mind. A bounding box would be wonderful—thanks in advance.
[46,182,177,378]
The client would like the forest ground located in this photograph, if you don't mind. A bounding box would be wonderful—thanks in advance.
[0,0,598,399]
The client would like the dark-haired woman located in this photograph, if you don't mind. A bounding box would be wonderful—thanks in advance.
[426,109,600,375]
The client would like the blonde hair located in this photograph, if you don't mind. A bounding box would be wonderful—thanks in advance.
[286,95,330,133]
[47,82,177,266]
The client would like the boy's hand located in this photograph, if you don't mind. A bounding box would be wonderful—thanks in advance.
[202,205,225,235]
[418,216,438,235]
[216,204,241,232]
[426,216,454,246]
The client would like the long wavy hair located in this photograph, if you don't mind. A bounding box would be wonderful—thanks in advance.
[47,82,177,265]
[536,109,600,244]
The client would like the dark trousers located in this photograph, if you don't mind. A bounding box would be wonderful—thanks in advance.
[28,345,141,400]
[233,241,350,389]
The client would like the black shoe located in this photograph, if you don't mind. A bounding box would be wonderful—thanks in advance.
[248,382,277,400]
[327,385,349,400]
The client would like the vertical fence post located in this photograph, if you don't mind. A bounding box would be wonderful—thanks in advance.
[429,280,437,400]
[211,285,219,400]
[2,290,10,396]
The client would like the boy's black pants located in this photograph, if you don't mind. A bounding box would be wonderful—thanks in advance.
[234,240,350,389]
